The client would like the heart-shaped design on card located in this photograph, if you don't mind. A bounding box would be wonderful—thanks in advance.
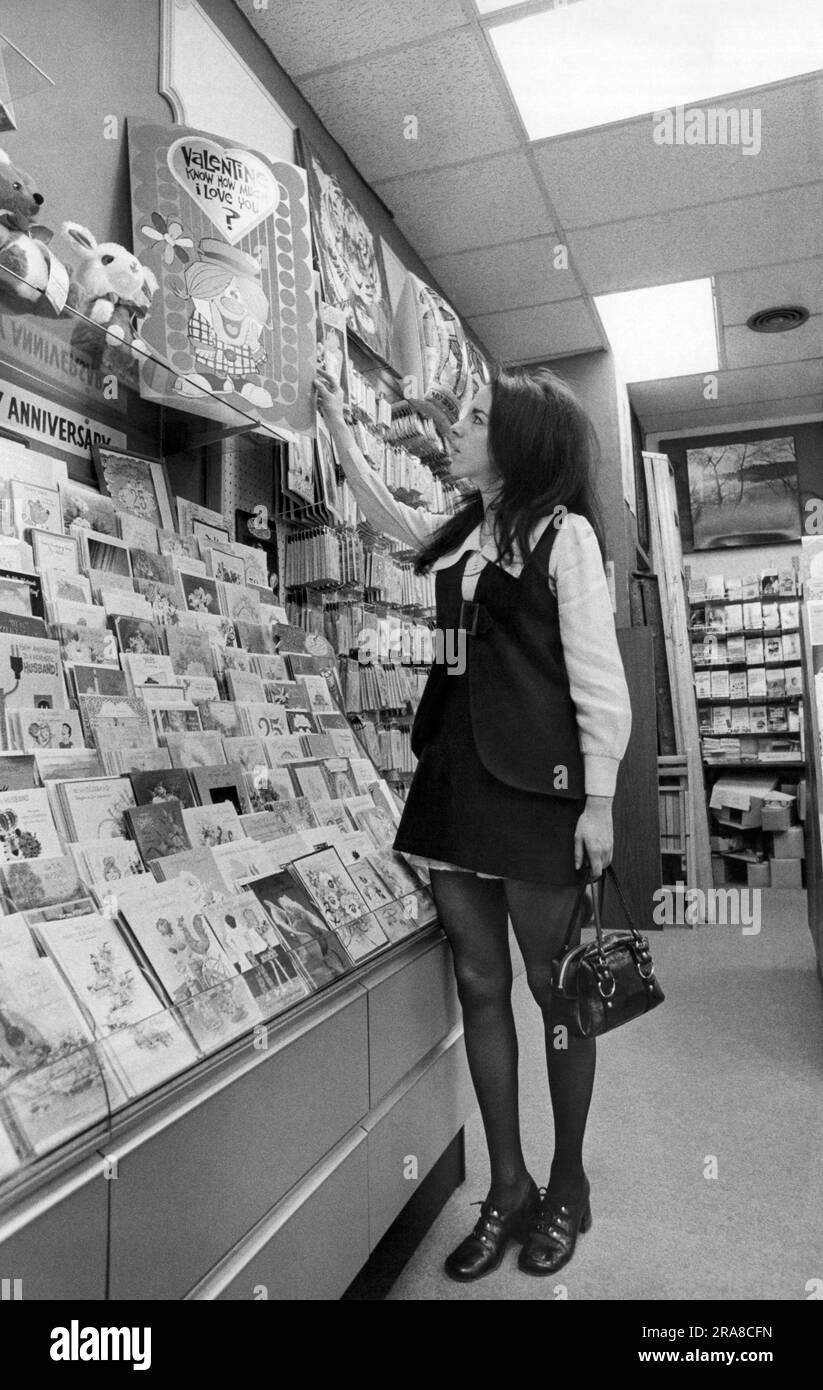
[167,137,279,245]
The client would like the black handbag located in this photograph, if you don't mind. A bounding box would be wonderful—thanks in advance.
[551,859,665,1039]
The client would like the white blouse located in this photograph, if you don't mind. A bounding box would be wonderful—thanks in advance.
[339,441,632,799]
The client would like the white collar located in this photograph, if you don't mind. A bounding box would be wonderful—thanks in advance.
[428,512,555,574]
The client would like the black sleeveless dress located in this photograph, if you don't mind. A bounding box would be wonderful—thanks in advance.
[393,545,588,886]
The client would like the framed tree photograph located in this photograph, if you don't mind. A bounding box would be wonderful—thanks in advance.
[92,445,176,534]
[686,435,800,549]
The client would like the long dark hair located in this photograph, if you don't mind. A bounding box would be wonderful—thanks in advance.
[414,365,605,574]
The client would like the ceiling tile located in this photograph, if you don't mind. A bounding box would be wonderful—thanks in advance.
[630,361,823,415]
[716,257,823,325]
[375,152,549,257]
[644,395,823,434]
[468,298,603,361]
[426,237,582,316]
[234,0,467,77]
[534,76,823,229]
[724,315,823,368]
[300,32,519,183]
[570,184,823,295]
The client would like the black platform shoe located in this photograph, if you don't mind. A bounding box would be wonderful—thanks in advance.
[444,1179,541,1283]
[517,1177,592,1276]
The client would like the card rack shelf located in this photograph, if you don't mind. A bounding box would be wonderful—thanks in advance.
[686,565,804,770]
[270,329,464,797]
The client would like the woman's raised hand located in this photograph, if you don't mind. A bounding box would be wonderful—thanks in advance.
[314,368,345,422]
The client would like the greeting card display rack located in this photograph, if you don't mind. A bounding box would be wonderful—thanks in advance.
[278,337,462,799]
[686,562,804,770]
[0,420,472,1300]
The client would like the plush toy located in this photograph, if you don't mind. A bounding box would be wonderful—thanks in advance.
[0,148,68,316]
[62,221,158,383]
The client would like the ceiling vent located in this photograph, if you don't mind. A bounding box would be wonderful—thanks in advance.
[746,305,809,333]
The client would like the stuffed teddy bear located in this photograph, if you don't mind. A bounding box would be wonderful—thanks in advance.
[61,221,158,384]
[0,148,68,316]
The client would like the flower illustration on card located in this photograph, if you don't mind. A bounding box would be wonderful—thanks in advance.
[187,586,214,613]
[140,211,194,266]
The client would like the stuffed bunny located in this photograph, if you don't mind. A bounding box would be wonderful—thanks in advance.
[0,148,68,316]
[62,221,157,329]
[62,221,158,381]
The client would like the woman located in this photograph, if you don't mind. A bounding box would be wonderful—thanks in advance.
[315,364,632,1282]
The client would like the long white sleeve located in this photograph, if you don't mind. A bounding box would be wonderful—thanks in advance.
[335,434,443,550]
[548,513,632,797]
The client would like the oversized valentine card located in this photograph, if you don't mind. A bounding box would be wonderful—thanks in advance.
[128,122,316,436]
[296,130,394,365]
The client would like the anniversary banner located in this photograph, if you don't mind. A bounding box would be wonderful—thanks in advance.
[127,122,317,436]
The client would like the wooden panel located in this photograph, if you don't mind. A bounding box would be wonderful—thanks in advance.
[0,1166,107,1301]
[107,990,369,1301]
[365,938,460,1105]
[613,627,662,928]
[630,573,677,755]
[213,1135,370,1301]
[800,608,823,968]
[643,451,713,891]
[365,1037,474,1251]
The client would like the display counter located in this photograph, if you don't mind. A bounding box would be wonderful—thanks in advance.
[0,924,472,1300]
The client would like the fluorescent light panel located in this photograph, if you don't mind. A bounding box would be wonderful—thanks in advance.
[594,279,718,383]
[488,0,823,140]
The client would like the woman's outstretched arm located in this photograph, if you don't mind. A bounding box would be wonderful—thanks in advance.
[315,370,443,550]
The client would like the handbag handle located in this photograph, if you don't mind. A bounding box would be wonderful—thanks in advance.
[560,852,643,956]
[559,862,596,954]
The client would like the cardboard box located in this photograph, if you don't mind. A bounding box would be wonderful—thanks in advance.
[710,834,744,853]
[769,857,803,887]
[709,776,779,829]
[771,827,805,860]
[778,781,807,820]
[746,861,771,887]
[761,791,796,831]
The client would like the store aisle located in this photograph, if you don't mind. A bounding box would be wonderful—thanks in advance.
[388,890,823,1301]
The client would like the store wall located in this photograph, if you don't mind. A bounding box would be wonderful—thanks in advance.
[683,539,801,587]
[0,0,169,249]
[196,0,452,297]
[0,0,497,496]
[0,0,470,336]
[1,2,636,611]
[543,348,635,627]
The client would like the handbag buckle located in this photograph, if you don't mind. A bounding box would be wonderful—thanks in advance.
[592,954,616,997]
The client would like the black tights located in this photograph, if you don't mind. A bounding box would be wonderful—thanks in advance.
[430,868,596,1210]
